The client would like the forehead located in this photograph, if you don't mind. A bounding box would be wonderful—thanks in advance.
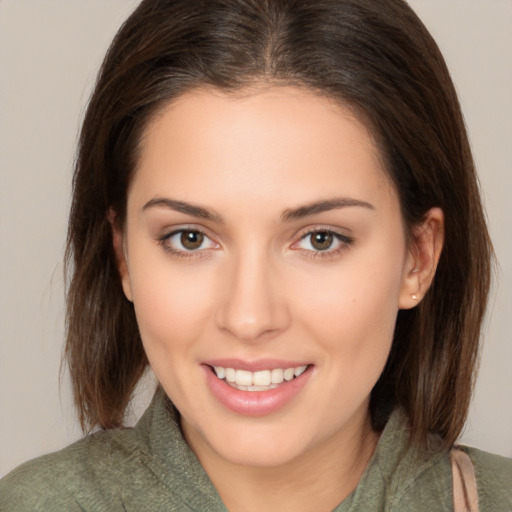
[131,86,397,214]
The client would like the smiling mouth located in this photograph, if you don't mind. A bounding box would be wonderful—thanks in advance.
[209,365,309,392]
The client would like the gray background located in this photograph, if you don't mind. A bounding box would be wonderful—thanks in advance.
[1,0,511,477]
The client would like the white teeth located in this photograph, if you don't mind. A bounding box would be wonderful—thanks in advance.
[213,365,308,388]
[247,384,279,391]
[294,366,306,377]
[271,368,284,384]
[235,370,252,386]
[225,367,236,382]
[227,382,280,392]
[283,368,295,381]
[253,370,271,386]
[214,366,225,379]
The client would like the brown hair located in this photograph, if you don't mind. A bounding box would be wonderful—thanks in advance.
[65,0,492,449]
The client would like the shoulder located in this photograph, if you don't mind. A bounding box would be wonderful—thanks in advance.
[378,412,512,511]
[0,427,141,511]
[462,446,512,511]
[394,445,512,511]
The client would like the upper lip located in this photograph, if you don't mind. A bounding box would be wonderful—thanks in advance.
[202,358,311,372]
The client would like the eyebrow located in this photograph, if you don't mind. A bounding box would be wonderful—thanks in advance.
[142,196,374,223]
[142,198,224,223]
[280,197,375,222]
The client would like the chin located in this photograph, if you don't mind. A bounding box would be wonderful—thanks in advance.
[206,426,317,468]
[182,406,343,470]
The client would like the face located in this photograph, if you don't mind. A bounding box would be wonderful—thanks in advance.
[118,86,419,470]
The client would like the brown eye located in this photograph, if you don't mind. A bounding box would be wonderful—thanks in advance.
[160,228,217,256]
[294,229,353,257]
[180,230,204,250]
[310,231,334,251]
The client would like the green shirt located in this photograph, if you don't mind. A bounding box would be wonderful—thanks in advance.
[1,389,511,511]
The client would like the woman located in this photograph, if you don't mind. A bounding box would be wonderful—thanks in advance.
[1,0,511,510]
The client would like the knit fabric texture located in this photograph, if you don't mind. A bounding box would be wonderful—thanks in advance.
[1,388,511,511]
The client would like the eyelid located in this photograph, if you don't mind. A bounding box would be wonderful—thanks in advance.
[293,225,353,243]
[156,224,354,260]
[290,226,355,258]
[157,225,220,258]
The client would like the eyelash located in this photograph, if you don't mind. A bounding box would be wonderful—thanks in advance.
[157,227,354,260]
[293,228,355,260]
[158,227,214,260]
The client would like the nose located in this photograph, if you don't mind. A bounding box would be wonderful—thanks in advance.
[215,248,290,342]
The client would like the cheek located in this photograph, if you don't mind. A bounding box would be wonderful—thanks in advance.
[297,282,398,376]
[127,248,215,356]
[291,261,401,421]
[289,236,405,384]
[296,256,402,339]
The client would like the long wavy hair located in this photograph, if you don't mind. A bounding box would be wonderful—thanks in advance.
[65,0,492,450]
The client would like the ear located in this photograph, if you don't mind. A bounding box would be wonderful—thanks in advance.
[399,207,444,309]
[108,208,133,302]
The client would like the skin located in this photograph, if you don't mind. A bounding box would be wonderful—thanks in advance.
[114,86,443,512]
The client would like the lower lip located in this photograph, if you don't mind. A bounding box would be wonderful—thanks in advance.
[203,365,313,416]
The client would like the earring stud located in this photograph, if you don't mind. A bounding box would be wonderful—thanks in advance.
[411,294,418,300]
[412,268,419,273]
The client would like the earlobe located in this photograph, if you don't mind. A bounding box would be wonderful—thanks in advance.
[399,207,444,309]
[108,209,133,302]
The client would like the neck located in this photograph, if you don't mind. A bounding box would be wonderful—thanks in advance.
[185,412,380,512]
